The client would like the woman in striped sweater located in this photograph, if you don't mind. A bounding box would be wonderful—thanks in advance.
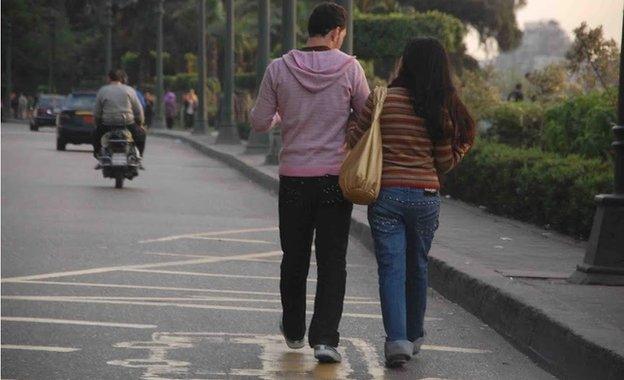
[347,37,476,367]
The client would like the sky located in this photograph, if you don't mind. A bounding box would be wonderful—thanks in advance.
[466,0,624,60]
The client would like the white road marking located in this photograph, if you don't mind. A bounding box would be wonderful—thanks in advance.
[1,250,283,283]
[188,236,275,244]
[1,344,80,353]
[5,280,375,301]
[108,332,386,379]
[421,344,492,354]
[1,316,157,329]
[121,268,318,282]
[0,295,377,305]
[1,295,406,320]
[139,227,279,243]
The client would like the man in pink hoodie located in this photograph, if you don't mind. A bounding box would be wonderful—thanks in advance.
[250,2,370,364]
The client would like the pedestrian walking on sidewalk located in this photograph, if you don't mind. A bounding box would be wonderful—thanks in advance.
[164,89,177,130]
[347,37,476,368]
[249,2,370,364]
[183,89,198,130]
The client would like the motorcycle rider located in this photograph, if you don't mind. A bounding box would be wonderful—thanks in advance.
[93,69,146,168]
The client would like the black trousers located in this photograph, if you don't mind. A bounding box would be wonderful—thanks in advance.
[279,175,353,347]
[93,124,146,157]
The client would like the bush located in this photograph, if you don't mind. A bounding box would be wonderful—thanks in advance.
[444,140,612,239]
[354,11,465,78]
[235,73,257,92]
[541,89,616,160]
[485,102,546,148]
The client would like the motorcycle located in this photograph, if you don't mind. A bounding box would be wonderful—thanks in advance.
[98,127,141,188]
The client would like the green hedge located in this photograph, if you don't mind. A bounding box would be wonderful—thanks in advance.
[163,73,221,94]
[482,90,616,160]
[485,102,545,148]
[234,73,257,91]
[541,89,616,160]
[353,11,466,59]
[444,140,612,238]
[353,11,465,78]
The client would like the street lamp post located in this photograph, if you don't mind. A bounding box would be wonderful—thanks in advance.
[569,10,624,285]
[265,0,296,164]
[194,0,207,134]
[245,0,271,154]
[105,0,113,75]
[153,0,165,129]
[216,0,240,144]
[5,20,12,107]
[48,16,56,93]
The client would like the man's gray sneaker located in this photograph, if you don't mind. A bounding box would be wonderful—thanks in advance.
[385,340,413,368]
[279,321,304,349]
[313,345,342,363]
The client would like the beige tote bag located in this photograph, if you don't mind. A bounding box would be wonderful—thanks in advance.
[339,86,387,205]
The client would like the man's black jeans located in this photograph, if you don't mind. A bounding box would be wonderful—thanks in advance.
[93,124,146,158]
[279,175,353,348]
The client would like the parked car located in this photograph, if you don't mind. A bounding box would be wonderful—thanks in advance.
[30,94,66,131]
[56,91,97,151]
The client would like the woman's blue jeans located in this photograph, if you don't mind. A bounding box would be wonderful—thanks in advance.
[368,188,440,342]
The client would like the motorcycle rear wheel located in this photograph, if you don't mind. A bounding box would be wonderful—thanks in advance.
[115,175,124,189]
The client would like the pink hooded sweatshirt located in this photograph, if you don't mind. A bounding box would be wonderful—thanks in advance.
[250,48,370,177]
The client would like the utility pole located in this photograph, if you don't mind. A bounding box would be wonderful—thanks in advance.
[215,0,240,144]
[338,0,353,54]
[153,0,165,129]
[105,0,113,75]
[569,10,624,285]
[5,20,12,108]
[245,0,271,153]
[194,0,207,134]
[48,16,56,93]
[266,0,296,164]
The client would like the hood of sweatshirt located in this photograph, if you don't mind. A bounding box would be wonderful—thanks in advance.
[281,49,357,93]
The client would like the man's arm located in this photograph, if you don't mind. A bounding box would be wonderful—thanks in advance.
[94,89,104,126]
[250,62,281,132]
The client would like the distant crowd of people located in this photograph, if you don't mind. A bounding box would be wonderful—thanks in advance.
[5,92,35,120]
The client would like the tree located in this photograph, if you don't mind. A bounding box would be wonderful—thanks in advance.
[525,63,570,102]
[399,0,527,52]
[566,22,620,91]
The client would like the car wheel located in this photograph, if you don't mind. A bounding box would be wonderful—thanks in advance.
[30,123,38,131]
[56,137,66,151]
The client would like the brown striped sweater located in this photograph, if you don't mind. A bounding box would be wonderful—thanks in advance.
[347,87,472,190]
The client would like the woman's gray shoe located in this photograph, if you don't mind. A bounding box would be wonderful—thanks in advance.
[314,345,342,363]
[279,321,305,349]
[413,335,425,355]
[385,340,413,368]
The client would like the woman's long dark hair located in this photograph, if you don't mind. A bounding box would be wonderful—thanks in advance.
[390,37,475,146]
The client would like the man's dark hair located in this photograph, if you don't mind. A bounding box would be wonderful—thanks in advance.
[307,2,347,37]
[108,69,128,83]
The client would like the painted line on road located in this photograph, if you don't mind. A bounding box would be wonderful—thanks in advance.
[1,295,378,305]
[1,316,157,329]
[1,344,80,353]
[5,280,375,301]
[1,295,431,320]
[188,237,275,244]
[139,227,279,243]
[1,250,283,283]
[121,268,318,282]
[421,344,492,354]
[142,252,370,268]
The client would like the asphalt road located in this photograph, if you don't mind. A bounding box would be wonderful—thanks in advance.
[1,122,555,380]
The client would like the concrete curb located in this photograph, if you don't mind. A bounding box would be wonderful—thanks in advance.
[152,130,624,380]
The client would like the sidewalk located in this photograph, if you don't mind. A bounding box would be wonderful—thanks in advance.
[151,129,624,380]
